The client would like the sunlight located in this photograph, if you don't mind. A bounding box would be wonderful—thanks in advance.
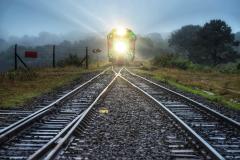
[69,0,108,29]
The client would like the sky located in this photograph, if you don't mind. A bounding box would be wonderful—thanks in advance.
[0,0,240,39]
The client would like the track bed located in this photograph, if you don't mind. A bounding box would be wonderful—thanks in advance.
[57,78,207,159]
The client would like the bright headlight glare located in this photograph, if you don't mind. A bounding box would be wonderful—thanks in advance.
[114,41,127,53]
[116,27,127,36]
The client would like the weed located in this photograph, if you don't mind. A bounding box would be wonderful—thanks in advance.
[134,68,240,110]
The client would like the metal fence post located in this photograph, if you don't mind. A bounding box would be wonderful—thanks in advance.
[53,45,56,68]
[97,53,99,67]
[86,47,88,69]
[14,44,17,70]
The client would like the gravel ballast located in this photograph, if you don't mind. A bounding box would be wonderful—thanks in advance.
[0,71,100,130]
[58,78,206,159]
[132,69,240,122]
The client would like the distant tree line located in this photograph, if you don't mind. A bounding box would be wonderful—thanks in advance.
[168,19,240,65]
[0,36,106,71]
[1,20,240,71]
[136,33,170,59]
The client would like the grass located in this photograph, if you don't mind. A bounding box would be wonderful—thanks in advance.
[0,66,106,109]
[133,68,240,110]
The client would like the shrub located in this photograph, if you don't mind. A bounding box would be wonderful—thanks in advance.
[152,53,240,73]
[58,54,83,67]
[216,61,240,73]
[152,53,193,70]
[237,63,240,70]
[152,53,174,67]
[171,58,192,70]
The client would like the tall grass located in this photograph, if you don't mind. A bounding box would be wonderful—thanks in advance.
[0,69,38,82]
[151,53,240,73]
[151,53,194,70]
[57,54,84,67]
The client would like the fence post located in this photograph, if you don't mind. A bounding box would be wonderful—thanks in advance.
[97,53,99,67]
[14,44,17,70]
[53,45,55,68]
[86,47,88,69]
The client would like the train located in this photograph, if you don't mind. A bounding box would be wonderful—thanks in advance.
[107,27,137,64]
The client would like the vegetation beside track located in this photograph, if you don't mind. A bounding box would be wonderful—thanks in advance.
[133,67,240,110]
[0,65,107,108]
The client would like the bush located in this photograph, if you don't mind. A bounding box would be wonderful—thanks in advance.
[151,53,240,73]
[152,53,193,70]
[152,53,174,67]
[58,54,83,67]
[171,58,192,70]
[237,63,240,70]
[215,60,240,73]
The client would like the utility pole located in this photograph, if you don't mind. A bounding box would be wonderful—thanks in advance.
[86,47,88,69]
[53,45,56,68]
[14,44,17,70]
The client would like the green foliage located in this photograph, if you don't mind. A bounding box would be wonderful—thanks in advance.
[134,69,240,110]
[215,60,240,73]
[168,19,239,65]
[152,53,174,67]
[199,19,237,65]
[152,53,193,70]
[169,25,201,55]
[237,63,240,70]
[0,66,91,108]
[152,52,240,73]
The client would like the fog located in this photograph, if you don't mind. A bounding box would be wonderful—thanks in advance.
[0,0,239,72]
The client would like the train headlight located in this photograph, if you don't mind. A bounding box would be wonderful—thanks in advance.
[116,27,127,36]
[114,41,127,54]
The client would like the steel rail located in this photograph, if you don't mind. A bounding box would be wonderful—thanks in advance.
[111,66,118,75]
[29,67,123,160]
[0,67,110,144]
[28,111,84,160]
[119,74,224,160]
[124,67,240,129]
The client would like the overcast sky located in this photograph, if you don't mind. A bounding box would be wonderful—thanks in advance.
[0,0,240,39]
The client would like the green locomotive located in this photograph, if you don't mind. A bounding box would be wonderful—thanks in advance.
[107,27,137,64]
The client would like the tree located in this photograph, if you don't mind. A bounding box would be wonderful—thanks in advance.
[198,19,238,65]
[136,36,154,58]
[235,32,240,54]
[168,20,239,65]
[168,25,202,59]
[235,32,240,41]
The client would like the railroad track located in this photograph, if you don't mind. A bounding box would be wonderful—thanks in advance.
[0,66,239,159]
[0,110,33,131]
[121,67,240,159]
[0,72,98,132]
[0,98,68,132]
[20,67,230,160]
[56,76,209,159]
[0,67,117,159]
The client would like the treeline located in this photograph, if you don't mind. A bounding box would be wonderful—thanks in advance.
[0,36,106,71]
[169,19,239,65]
[152,19,240,72]
[1,19,240,72]
[136,33,170,59]
[0,32,170,71]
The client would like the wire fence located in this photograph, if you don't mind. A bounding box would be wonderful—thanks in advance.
[0,42,108,73]
[0,45,93,72]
